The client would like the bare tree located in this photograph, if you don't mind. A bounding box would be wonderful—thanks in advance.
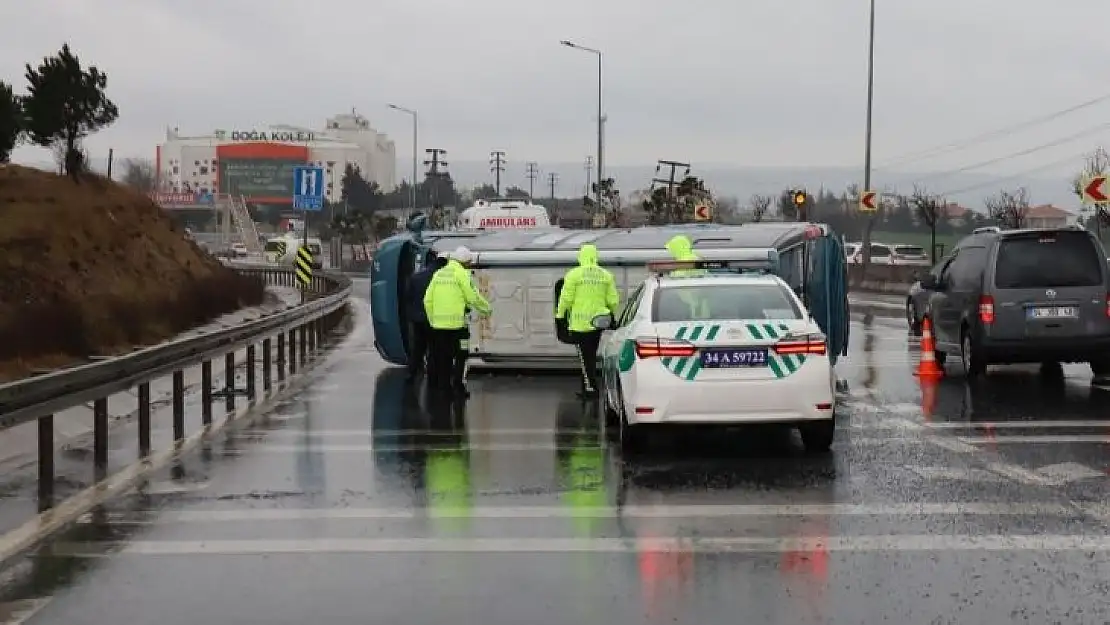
[121,157,156,192]
[984,187,1030,229]
[1072,147,1110,230]
[910,184,944,263]
[748,194,772,223]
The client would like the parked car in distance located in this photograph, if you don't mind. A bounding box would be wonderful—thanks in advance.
[890,244,930,266]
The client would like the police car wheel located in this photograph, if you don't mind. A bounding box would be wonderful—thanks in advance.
[798,420,834,454]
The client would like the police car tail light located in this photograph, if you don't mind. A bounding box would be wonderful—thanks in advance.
[772,334,827,355]
[634,337,697,358]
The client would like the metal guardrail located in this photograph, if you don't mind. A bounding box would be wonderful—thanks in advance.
[0,264,352,499]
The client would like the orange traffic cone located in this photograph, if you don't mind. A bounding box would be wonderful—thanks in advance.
[915,318,944,379]
[919,378,937,422]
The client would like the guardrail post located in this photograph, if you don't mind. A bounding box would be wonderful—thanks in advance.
[262,338,272,391]
[246,344,257,399]
[38,415,54,501]
[201,360,213,425]
[288,330,297,374]
[299,325,307,365]
[277,333,286,381]
[172,370,185,440]
[224,352,236,411]
[138,383,151,456]
[93,398,108,479]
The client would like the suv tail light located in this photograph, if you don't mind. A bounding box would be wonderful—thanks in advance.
[773,333,827,355]
[1105,293,1110,318]
[634,337,696,358]
[979,295,995,324]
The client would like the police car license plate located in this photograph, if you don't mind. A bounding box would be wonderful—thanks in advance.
[700,347,768,368]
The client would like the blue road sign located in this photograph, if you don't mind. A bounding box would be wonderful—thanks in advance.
[293,166,325,211]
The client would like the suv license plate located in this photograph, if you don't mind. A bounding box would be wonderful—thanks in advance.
[700,348,768,368]
[1028,306,1078,319]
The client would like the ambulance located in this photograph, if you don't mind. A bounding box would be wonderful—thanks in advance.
[456,199,552,230]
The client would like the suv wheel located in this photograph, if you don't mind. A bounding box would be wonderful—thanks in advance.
[961,329,985,378]
[799,419,835,453]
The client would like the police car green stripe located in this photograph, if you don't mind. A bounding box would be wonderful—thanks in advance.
[660,322,806,381]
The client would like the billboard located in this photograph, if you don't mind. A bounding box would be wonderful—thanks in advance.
[218,158,303,198]
[215,142,310,203]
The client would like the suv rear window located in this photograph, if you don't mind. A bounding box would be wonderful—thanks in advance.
[994,231,1104,289]
[653,283,802,322]
[894,245,925,256]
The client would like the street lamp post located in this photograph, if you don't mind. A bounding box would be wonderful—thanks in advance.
[387,103,418,215]
[560,40,603,211]
[861,0,877,267]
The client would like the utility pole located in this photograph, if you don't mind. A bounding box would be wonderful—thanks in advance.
[583,156,593,197]
[548,172,559,199]
[423,148,448,216]
[651,160,691,196]
[525,162,540,199]
[489,151,506,196]
[861,0,877,267]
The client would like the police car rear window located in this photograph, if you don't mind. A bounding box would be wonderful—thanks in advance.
[994,231,1103,289]
[653,283,802,322]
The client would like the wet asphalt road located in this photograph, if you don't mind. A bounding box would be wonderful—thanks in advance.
[4,291,1110,623]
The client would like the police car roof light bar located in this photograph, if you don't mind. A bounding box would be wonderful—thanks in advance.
[647,248,779,275]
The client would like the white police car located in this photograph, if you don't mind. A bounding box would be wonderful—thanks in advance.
[597,259,836,453]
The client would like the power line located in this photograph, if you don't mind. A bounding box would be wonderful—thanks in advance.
[877,91,1110,170]
[937,151,1084,197]
[489,150,506,196]
[915,120,1110,184]
[525,162,539,199]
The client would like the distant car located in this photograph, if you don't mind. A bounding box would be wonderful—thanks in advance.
[915,227,1110,378]
[230,243,248,257]
[598,260,836,453]
[847,242,894,265]
[844,242,861,262]
[890,244,930,266]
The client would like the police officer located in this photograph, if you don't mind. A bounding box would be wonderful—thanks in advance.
[555,244,619,398]
[405,251,447,384]
[423,246,491,396]
[663,234,709,318]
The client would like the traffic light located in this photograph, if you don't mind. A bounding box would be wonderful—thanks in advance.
[791,188,808,221]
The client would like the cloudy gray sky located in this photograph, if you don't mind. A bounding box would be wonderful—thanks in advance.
[4,0,1110,199]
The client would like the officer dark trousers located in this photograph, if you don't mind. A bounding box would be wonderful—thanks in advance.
[427,329,455,391]
[407,321,431,380]
[571,330,603,394]
[449,328,470,391]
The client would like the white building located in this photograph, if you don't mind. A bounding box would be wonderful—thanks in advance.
[155,110,396,204]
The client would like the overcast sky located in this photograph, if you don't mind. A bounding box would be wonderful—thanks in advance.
[5,0,1110,188]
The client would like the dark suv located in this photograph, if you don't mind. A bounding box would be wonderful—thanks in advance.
[917,227,1110,378]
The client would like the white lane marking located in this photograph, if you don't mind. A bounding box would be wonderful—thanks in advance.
[908,467,1009,483]
[1030,462,1104,483]
[923,420,1110,430]
[237,428,564,437]
[0,599,52,625]
[958,434,1110,445]
[136,482,210,496]
[47,534,1110,556]
[983,462,1057,486]
[71,502,1074,525]
[923,436,980,454]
